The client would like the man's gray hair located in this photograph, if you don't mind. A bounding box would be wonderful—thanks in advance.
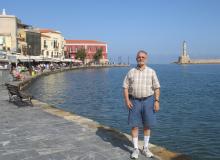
[137,50,148,57]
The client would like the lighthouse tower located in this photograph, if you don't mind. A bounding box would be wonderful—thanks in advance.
[182,41,187,56]
[178,41,190,64]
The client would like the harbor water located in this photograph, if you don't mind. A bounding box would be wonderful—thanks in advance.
[27,64,220,160]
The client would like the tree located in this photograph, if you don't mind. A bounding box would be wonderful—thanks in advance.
[93,48,103,64]
[75,48,86,63]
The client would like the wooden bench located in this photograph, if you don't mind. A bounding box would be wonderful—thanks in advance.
[5,83,33,106]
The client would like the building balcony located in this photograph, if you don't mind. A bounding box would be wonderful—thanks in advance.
[17,37,25,42]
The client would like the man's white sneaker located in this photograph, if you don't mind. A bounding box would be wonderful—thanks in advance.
[142,147,154,158]
[131,148,139,159]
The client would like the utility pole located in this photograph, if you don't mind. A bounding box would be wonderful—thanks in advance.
[128,56,130,65]
[120,56,122,64]
[118,56,122,64]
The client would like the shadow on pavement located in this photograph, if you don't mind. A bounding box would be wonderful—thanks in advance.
[11,100,32,107]
[96,126,132,154]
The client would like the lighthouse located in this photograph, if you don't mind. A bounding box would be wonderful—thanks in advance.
[178,41,190,64]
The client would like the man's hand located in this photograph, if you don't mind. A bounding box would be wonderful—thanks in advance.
[154,101,160,112]
[123,88,133,109]
[125,99,133,109]
[154,88,160,112]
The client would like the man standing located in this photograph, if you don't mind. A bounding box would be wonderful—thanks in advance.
[123,50,160,159]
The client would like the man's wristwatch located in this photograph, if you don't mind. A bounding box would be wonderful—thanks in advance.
[155,99,160,102]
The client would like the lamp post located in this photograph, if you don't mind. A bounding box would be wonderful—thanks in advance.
[28,44,31,69]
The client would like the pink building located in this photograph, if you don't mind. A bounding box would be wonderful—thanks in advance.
[65,40,108,64]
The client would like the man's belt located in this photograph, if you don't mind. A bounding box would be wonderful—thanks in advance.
[129,95,152,101]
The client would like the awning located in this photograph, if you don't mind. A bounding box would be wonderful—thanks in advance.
[61,59,73,62]
[17,55,33,62]
[0,59,8,62]
[29,56,43,62]
[52,58,61,62]
[0,51,7,59]
[72,59,82,63]
[7,54,17,63]
[42,58,53,62]
[17,59,33,62]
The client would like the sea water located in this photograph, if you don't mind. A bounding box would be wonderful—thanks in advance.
[27,64,220,160]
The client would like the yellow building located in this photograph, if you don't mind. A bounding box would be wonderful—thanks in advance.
[38,29,65,61]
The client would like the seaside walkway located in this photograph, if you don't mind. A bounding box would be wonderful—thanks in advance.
[0,85,160,160]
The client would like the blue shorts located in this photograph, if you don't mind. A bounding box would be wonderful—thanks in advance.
[128,96,156,128]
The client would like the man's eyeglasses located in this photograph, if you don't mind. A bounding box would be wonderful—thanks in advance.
[137,56,146,59]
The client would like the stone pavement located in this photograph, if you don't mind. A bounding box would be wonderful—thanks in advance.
[0,85,164,160]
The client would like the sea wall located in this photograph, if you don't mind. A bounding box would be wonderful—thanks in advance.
[190,59,220,64]
[177,59,220,64]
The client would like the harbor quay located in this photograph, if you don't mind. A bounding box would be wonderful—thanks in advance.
[0,66,191,160]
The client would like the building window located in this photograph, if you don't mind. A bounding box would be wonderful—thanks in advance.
[53,40,58,48]
[44,40,47,48]
[0,36,5,45]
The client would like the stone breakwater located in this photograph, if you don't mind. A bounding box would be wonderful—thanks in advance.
[176,57,220,64]
[189,59,220,64]
[0,65,191,160]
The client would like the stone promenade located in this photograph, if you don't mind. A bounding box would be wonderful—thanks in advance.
[0,84,189,160]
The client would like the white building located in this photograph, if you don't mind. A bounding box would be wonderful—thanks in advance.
[39,29,65,61]
[0,9,19,53]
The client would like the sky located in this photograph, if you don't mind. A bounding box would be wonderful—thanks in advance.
[1,0,220,64]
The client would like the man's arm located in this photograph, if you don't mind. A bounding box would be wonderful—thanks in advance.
[154,88,160,112]
[123,88,133,109]
[154,88,160,100]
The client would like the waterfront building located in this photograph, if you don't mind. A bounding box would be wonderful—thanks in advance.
[65,40,108,64]
[0,9,20,53]
[38,29,65,61]
[0,9,41,57]
[0,9,107,64]
[18,27,41,56]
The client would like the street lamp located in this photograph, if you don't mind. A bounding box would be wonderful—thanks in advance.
[28,45,31,69]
